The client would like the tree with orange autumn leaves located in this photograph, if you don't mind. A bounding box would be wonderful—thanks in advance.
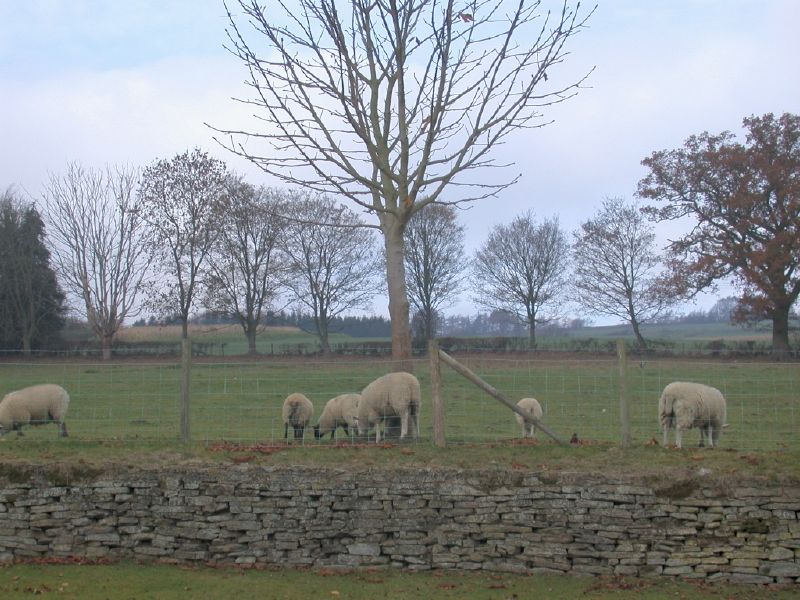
[638,113,800,358]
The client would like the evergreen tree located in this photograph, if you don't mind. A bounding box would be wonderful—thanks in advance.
[0,188,66,353]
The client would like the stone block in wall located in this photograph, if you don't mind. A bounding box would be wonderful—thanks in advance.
[761,562,800,578]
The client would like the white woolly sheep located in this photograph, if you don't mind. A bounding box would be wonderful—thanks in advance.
[282,393,314,441]
[515,397,544,439]
[314,393,360,440]
[658,381,727,449]
[0,384,70,438]
[357,372,421,443]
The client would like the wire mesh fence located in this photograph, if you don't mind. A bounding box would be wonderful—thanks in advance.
[0,352,797,451]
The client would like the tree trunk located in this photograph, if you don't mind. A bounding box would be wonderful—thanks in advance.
[772,308,791,360]
[382,217,412,368]
[21,332,32,356]
[630,317,647,351]
[528,320,536,350]
[246,324,258,356]
[180,337,191,442]
[424,307,435,341]
[319,326,331,355]
[101,333,113,361]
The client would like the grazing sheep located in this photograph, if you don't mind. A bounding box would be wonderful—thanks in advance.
[659,381,727,449]
[515,397,543,439]
[357,372,421,443]
[314,393,360,440]
[282,393,314,441]
[0,384,70,438]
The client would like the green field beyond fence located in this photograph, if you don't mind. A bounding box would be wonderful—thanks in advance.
[0,352,797,452]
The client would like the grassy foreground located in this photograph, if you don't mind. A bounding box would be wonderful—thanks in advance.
[1,562,797,600]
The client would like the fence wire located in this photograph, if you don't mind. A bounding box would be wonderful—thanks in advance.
[0,354,797,451]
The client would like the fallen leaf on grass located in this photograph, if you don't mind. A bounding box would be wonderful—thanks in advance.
[690,454,705,461]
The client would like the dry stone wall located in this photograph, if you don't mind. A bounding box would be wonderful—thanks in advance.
[0,465,798,584]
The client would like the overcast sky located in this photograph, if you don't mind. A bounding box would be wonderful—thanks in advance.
[1,1,798,324]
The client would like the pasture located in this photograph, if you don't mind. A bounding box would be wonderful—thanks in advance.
[0,351,797,455]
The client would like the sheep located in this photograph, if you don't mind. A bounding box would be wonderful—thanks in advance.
[313,393,360,440]
[658,381,727,449]
[0,384,70,438]
[515,397,543,439]
[357,372,421,443]
[282,393,314,441]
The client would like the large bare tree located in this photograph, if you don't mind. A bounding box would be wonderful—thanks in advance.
[42,163,149,360]
[215,0,593,361]
[205,178,287,355]
[138,149,228,442]
[282,193,383,354]
[572,197,675,350]
[138,149,229,340]
[472,211,569,348]
[404,203,466,340]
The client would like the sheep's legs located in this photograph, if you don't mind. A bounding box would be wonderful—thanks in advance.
[400,412,409,439]
[59,422,68,437]
[675,428,683,449]
[711,425,721,447]
[662,426,670,447]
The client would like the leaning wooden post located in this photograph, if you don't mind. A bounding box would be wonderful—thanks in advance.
[438,349,567,446]
[429,340,446,447]
[181,337,192,442]
[617,339,631,447]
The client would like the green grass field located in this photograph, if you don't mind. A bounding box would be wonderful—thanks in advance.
[0,352,797,455]
[3,561,798,600]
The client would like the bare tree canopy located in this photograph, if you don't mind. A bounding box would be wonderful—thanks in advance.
[215,0,594,361]
[205,178,287,355]
[282,193,383,354]
[572,197,674,349]
[138,148,229,339]
[42,163,149,359]
[472,211,569,348]
[638,112,800,358]
[404,203,466,340]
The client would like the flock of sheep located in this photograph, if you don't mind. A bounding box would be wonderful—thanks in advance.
[282,371,422,444]
[0,376,727,450]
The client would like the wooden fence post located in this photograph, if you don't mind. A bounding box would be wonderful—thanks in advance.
[181,337,191,443]
[429,340,446,447]
[617,339,631,447]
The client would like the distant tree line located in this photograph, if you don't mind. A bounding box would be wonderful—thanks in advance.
[2,113,798,359]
